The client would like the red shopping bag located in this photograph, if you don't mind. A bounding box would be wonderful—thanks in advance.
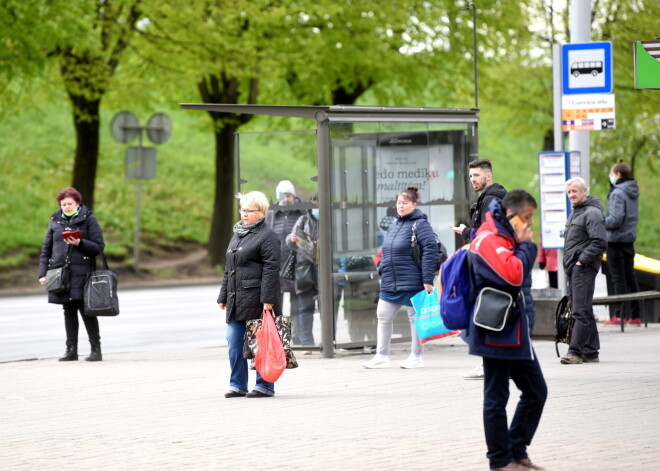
[254,309,287,383]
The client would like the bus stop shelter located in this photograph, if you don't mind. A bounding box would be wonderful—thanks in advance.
[180,104,479,358]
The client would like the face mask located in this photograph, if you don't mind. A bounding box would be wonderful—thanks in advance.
[609,176,617,185]
[311,208,319,219]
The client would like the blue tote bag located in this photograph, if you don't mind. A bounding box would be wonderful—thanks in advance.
[411,288,460,344]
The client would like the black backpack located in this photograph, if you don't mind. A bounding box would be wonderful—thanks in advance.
[554,295,575,357]
[410,221,448,272]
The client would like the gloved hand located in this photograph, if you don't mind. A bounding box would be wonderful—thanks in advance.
[539,262,546,270]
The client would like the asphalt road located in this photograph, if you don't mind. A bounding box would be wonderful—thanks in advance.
[0,285,227,363]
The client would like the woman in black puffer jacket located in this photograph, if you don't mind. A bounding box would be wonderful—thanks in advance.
[218,191,282,398]
[38,187,105,362]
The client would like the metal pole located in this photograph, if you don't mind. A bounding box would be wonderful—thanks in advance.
[134,132,143,272]
[569,0,592,184]
[468,2,478,109]
[553,42,567,294]
[315,114,334,359]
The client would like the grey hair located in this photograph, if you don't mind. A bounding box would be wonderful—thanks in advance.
[236,191,269,215]
[565,177,588,192]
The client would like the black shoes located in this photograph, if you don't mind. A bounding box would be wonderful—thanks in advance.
[582,354,600,363]
[225,390,273,398]
[85,342,102,362]
[246,390,273,398]
[59,345,78,362]
[224,390,247,398]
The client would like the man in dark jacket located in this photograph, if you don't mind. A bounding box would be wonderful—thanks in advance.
[452,158,507,380]
[561,177,607,365]
[452,159,507,241]
[265,180,303,343]
[603,161,641,325]
[466,190,547,471]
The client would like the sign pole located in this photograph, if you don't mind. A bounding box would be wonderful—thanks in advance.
[552,43,567,294]
[134,132,143,272]
[568,0,592,185]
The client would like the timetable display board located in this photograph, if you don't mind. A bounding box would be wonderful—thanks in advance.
[538,151,581,249]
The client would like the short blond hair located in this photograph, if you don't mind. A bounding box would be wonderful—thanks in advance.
[237,191,269,216]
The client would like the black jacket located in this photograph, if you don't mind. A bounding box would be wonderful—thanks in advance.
[462,183,507,240]
[562,196,607,274]
[217,219,282,323]
[39,205,105,304]
[265,200,303,293]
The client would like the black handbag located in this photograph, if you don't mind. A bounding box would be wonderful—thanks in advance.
[472,287,516,331]
[83,252,120,317]
[294,258,316,292]
[45,246,72,294]
[280,251,296,281]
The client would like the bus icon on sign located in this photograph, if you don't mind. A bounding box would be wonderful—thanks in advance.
[571,61,603,77]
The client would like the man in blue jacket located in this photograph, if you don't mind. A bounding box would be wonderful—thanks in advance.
[467,190,547,471]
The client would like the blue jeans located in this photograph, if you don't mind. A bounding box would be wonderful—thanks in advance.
[226,319,274,396]
[297,290,316,346]
[483,354,547,469]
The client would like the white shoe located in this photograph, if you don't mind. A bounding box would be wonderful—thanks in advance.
[463,363,484,380]
[400,356,424,369]
[362,355,390,369]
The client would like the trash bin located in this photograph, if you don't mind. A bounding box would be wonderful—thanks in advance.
[531,288,563,338]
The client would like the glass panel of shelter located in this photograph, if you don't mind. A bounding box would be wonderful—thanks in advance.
[236,121,473,350]
[329,121,473,348]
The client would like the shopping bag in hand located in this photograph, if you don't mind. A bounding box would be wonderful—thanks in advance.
[411,288,460,344]
[254,308,287,382]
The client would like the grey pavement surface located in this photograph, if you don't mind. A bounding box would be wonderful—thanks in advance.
[3,321,660,471]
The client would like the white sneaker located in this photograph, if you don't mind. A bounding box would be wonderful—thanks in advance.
[362,355,390,369]
[400,356,424,369]
[463,363,484,380]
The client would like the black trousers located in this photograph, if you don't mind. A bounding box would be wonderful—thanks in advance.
[483,354,547,469]
[63,300,100,345]
[567,265,600,357]
[606,243,640,319]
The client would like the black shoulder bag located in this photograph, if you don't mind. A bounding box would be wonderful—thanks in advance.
[45,245,73,294]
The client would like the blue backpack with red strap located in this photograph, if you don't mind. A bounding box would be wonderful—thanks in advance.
[439,245,476,330]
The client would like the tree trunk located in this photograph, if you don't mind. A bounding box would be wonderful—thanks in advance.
[70,96,101,209]
[208,123,239,267]
[199,73,258,267]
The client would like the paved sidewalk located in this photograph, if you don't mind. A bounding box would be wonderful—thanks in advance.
[3,324,659,471]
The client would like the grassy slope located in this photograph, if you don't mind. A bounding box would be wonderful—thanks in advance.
[1,87,657,271]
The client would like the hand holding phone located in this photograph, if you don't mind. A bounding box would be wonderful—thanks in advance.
[62,230,82,240]
[509,215,532,242]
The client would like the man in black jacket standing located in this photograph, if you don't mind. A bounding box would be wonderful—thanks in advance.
[452,159,507,241]
[561,177,607,365]
[452,159,507,380]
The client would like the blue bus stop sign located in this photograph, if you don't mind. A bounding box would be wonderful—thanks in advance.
[562,42,613,95]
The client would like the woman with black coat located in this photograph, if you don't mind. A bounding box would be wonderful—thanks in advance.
[218,191,282,398]
[38,187,105,361]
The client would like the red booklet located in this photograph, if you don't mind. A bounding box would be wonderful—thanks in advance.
[62,230,82,240]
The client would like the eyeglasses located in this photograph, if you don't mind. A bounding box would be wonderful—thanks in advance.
[240,208,260,214]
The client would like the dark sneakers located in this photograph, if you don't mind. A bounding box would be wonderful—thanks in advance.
[582,354,600,363]
[246,390,273,398]
[560,352,583,364]
[224,390,247,398]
